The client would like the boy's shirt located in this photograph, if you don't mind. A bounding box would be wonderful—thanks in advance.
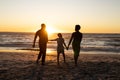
[56,38,64,48]
[52,37,65,53]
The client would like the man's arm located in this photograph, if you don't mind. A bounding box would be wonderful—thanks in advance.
[32,32,38,48]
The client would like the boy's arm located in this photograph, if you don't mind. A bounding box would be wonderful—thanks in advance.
[63,41,67,50]
[49,39,57,41]
[62,39,67,50]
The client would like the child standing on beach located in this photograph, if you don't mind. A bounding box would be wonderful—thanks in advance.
[50,33,67,65]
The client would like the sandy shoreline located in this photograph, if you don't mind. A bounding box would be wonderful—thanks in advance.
[0,50,120,80]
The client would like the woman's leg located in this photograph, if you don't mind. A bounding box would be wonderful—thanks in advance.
[73,48,80,66]
[74,55,79,66]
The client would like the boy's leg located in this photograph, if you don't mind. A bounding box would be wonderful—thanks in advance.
[57,53,60,65]
[62,53,66,63]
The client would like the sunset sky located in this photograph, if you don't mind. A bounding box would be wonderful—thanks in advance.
[0,0,120,33]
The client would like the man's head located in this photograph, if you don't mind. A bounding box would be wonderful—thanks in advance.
[41,23,46,29]
[75,25,81,31]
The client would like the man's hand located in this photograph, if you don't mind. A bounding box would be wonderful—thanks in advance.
[32,44,35,48]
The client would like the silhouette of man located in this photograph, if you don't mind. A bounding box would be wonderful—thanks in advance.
[32,23,48,65]
[67,24,83,66]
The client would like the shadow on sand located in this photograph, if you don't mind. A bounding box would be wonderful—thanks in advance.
[0,61,120,80]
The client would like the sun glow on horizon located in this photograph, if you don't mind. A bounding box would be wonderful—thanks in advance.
[0,1,120,33]
[46,26,58,34]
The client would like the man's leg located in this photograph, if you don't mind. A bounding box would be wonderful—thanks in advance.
[36,51,42,64]
[41,52,46,65]
[41,44,47,65]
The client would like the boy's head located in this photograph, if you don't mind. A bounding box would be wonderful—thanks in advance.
[75,25,81,31]
[58,33,62,38]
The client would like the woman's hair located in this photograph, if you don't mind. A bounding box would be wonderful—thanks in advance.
[75,25,81,31]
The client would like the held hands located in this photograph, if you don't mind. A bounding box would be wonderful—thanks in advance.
[66,47,68,50]
[66,45,70,50]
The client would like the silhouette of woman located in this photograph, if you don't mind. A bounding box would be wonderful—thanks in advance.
[67,25,83,66]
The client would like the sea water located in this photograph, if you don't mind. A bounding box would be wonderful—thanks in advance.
[0,32,120,53]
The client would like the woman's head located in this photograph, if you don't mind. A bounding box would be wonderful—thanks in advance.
[57,33,62,38]
[75,25,81,31]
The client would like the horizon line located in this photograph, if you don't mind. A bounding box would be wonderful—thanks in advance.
[0,31,120,34]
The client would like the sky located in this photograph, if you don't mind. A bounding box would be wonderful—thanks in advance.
[0,0,120,33]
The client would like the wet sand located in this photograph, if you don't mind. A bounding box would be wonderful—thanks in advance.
[0,50,120,80]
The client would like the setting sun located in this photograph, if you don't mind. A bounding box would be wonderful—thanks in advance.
[0,0,120,33]
[46,26,57,34]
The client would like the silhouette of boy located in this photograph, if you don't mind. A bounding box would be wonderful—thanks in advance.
[32,23,48,65]
[67,25,83,66]
[50,33,67,65]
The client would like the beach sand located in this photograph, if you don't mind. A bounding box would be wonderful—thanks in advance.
[0,50,120,80]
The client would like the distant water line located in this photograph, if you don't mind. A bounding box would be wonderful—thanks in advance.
[0,32,120,53]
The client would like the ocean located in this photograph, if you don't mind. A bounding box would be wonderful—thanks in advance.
[0,32,120,53]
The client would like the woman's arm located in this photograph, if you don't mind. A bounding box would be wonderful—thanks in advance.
[67,33,73,49]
